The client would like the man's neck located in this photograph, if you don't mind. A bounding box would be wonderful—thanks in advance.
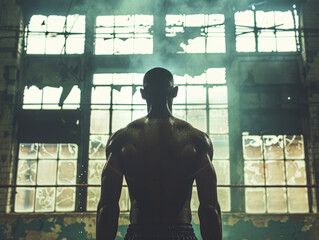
[147,100,172,118]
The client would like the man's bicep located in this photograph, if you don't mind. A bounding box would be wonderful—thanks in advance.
[99,152,123,207]
[196,153,218,207]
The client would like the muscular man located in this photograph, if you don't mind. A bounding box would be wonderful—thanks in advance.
[96,67,222,240]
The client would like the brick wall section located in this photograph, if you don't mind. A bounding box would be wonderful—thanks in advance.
[0,0,23,213]
[302,0,319,212]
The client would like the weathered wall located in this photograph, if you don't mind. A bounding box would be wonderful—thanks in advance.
[0,213,318,240]
[0,0,23,213]
[302,0,319,209]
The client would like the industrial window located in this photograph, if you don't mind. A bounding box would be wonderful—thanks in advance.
[23,85,81,109]
[15,143,78,212]
[166,14,225,53]
[25,15,85,54]
[95,15,153,55]
[87,69,230,212]
[235,6,299,52]
[243,135,309,213]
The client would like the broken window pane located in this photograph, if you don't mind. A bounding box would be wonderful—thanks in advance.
[286,160,306,185]
[166,14,225,53]
[206,68,226,84]
[89,135,108,159]
[287,188,309,213]
[23,86,42,109]
[56,187,76,211]
[59,144,78,159]
[244,161,265,185]
[35,187,56,212]
[187,109,206,132]
[42,87,63,109]
[235,9,298,52]
[209,109,228,134]
[90,110,110,134]
[87,187,101,211]
[284,135,305,159]
[263,135,284,160]
[17,160,37,185]
[37,160,57,185]
[57,160,77,184]
[245,188,266,213]
[243,136,263,160]
[88,160,105,184]
[26,15,85,54]
[217,187,231,212]
[267,188,287,213]
[39,143,58,159]
[132,87,144,105]
[15,188,35,212]
[95,15,153,55]
[19,143,38,159]
[62,85,81,109]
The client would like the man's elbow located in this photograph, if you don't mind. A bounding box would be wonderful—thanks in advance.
[198,203,221,220]
[97,204,120,222]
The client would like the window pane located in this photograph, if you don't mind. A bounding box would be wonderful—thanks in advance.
[210,135,229,159]
[113,87,132,104]
[206,68,226,84]
[245,188,266,213]
[88,160,105,184]
[209,86,228,105]
[56,187,76,211]
[37,160,57,185]
[112,110,132,132]
[286,160,307,185]
[266,188,287,213]
[23,86,42,109]
[38,143,58,159]
[19,143,38,159]
[87,187,100,211]
[42,87,62,109]
[263,135,284,160]
[191,187,199,212]
[62,86,81,109]
[91,86,111,105]
[265,161,285,185]
[244,161,265,185]
[57,160,77,184]
[186,86,206,104]
[213,160,229,185]
[59,144,78,159]
[187,109,206,132]
[90,110,110,134]
[119,187,130,211]
[209,109,228,134]
[35,187,56,212]
[89,135,108,159]
[17,160,37,185]
[15,188,35,212]
[287,188,309,213]
[243,136,262,160]
[284,135,305,159]
[218,187,231,212]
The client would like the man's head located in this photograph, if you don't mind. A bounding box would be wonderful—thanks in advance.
[140,67,178,103]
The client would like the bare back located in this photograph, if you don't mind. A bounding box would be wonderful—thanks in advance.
[114,116,211,224]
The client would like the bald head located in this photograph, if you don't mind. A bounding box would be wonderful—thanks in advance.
[141,67,177,104]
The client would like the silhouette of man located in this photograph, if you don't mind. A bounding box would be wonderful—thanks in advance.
[96,67,222,240]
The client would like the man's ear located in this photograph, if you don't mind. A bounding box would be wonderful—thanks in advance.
[140,88,146,100]
[172,86,178,98]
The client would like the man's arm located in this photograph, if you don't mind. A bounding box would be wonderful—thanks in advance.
[96,137,123,240]
[196,134,222,240]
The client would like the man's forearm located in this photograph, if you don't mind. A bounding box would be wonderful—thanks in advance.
[198,204,222,240]
[96,204,120,240]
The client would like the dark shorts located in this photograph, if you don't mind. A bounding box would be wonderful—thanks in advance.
[124,223,198,240]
